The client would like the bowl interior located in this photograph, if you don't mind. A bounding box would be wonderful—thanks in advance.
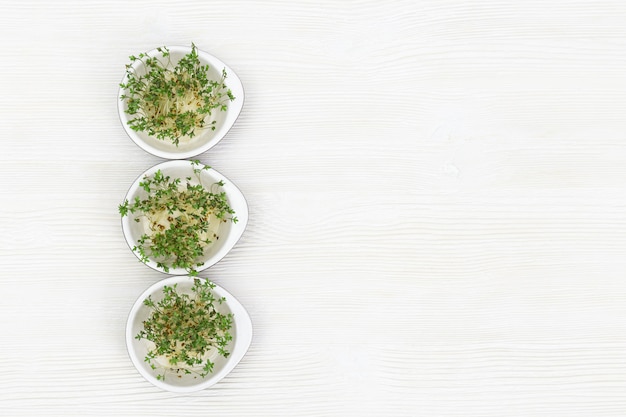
[118,46,244,159]
[126,276,252,392]
[121,160,248,275]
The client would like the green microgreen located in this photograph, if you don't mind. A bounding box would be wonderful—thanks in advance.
[120,43,235,146]
[135,278,233,381]
[118,160,237,275]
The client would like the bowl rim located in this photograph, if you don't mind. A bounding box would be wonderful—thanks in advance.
[120,159,249,275]
[125,275,253,392]
[117,44,245,160]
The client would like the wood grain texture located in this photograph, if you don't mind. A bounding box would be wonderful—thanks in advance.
[2,0,626,415]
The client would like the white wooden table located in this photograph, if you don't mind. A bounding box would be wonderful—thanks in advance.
[2,1,626,415]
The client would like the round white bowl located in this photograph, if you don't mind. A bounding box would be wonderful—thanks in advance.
[126,276,253,392]
[121,160,248,275]
[118,45,244,159]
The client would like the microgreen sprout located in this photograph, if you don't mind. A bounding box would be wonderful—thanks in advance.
[136,278,233,381]
[120,43,235,146]
[119,160,238,275]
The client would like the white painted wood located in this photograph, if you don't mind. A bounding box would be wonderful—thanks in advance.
[2,0,626,415]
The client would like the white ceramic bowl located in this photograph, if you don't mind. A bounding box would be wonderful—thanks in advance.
[118,45,244,159]
[126,276,253,392]
[121,160,248,275]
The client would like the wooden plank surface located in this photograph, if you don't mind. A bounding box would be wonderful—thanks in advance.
[1,0,626,415]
